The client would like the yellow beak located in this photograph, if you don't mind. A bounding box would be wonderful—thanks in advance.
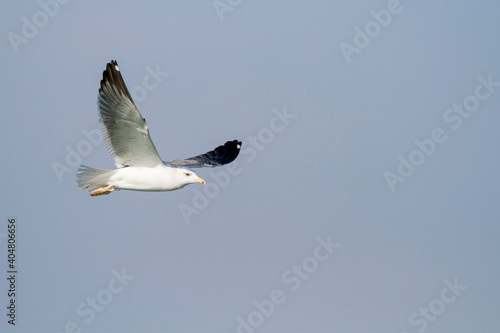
[195,177,206,185]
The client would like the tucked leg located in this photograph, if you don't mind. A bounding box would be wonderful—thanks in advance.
[91,185,116,196]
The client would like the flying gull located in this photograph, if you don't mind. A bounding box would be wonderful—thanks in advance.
[76,60,241,196]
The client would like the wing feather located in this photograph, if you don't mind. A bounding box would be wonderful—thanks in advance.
[168,140,242,168]
[97,60,163,168]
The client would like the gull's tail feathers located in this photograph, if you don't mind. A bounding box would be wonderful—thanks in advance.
[76,165,116,194]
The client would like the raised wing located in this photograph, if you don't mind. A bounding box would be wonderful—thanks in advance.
[97,60,163,168]
[168,140,242,168]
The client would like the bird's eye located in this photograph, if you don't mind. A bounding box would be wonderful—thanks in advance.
[185,173,191,176]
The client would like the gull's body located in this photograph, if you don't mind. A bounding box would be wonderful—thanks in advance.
[79,165,198,193]
[76,60,241,196]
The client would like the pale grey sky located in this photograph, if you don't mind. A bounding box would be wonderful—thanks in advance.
[1,1,500,332]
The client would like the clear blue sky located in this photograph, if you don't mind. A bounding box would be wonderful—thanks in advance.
[1,1,500,332]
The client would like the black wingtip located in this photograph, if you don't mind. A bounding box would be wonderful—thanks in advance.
[217,140,242,165]
[100,60,135,103]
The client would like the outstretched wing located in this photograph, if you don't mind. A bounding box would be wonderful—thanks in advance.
[97,60,163,168]
[168,140,242,168]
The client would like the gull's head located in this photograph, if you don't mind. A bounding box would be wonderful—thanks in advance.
[181,169,205,186]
